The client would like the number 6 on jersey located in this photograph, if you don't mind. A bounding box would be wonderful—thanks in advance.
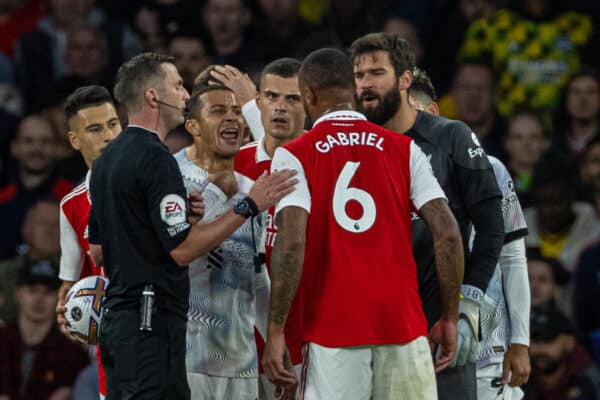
[332,161,376,233]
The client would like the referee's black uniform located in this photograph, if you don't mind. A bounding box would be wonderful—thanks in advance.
[89,125,192,400]
[407,111,504,400]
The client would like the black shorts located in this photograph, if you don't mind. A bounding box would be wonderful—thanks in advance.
[99,308,190,400]
[436,362,477,400]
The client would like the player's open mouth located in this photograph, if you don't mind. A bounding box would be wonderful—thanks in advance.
[271,116,289,126]
[361,94,379,107]
[220,128,239,143]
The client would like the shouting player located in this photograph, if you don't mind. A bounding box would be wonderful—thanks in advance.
[410,68,531,400]
[56,85,122,400]
[351,33,505,400]
[234,57,306,400]
[176,83,271,399]
[263,48,465,400]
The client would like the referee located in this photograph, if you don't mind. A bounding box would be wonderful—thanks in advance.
[88,53,296,400]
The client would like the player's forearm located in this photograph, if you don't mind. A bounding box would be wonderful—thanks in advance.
[419,199,464,320]
[171,209,246,266]
[500,238,530,346]
[242,100,265,141]
[255,269,271,339]
[465,196,504,291]
[268,210,306,336]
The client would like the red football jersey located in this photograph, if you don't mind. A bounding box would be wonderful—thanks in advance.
[235,138,304,366]
[272,111,445,347]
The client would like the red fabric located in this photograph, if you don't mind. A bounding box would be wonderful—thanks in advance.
[282,116,427,347]
[95,345,105,396]
[235,142,304,367]
[0,0,47,57]
[51,178,75,202]
[0,323,89,400]
[0,183,17,204]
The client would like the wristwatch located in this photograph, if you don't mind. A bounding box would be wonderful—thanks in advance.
[233,196,259,219]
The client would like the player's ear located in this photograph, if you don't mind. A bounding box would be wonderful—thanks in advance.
[398,69,412,91]
[427,101,440,116]
[184,118,200,137]
[68,131,81,151]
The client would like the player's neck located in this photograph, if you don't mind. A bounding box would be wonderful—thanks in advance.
[128,112,168,141]
[264,132,301,158]
[385,96,417,134]
[19,314,53,346]
[187,143,234,174]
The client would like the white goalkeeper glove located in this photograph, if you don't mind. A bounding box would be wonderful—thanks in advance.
[450,284,483,368]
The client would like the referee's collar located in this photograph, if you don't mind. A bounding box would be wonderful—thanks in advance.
[127,124,160,137]
[312,110,367,128]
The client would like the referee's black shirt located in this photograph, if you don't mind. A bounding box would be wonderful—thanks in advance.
[89,125,191,318]
[407,111,502,327]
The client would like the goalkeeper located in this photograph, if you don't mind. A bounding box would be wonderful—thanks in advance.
[409,67,531,399]
[349,32,505,400]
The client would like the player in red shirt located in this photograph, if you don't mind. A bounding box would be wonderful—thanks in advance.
[55,85,122,400]
[234,57,306,399]
[262,48,465,400]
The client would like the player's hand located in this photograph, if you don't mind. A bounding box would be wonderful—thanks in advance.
[502,344,530,387]
[210,65,257,105]
[249,170,297,212]
[428,317,458,373]
[56,281,75,339]
[450,285,482,368]
[263,331,297,386]
[187,191,205,224]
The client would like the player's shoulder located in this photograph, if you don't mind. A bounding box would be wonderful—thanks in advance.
[234,141,259,163]
[414,112,470,141]
[60,182,88,208]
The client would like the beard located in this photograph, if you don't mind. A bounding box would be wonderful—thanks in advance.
[356,85,401,126]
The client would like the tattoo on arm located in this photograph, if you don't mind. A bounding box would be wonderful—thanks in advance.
[419,198,464,320]
[268,207,308,327]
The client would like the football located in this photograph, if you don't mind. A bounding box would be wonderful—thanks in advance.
[65,275,108,345]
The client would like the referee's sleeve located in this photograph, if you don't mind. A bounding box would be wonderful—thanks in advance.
[143,149,191,253]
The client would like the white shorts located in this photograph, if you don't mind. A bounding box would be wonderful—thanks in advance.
[476,364,524,400]
[259,364,302,400]
[301,336,437,400]
[187,372,259,400]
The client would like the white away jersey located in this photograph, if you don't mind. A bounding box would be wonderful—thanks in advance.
[174,149,268,378]
[477,156,528,367]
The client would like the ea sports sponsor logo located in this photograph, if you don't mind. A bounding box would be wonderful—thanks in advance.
[160,194,187,226]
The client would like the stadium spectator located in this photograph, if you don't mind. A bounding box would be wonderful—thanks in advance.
[383,17,424,65]
[448,62,506,159]
[524,306,600,400]
[0,115,72,260]
[167,33,213,93]
[504,109,550,208]
[0,259,89,400]
[574,240,600,364]
[0,0,46,59]
[459,1,596,121]
[579,135,600,206]
[524,158,600,271]
[527,249,570,312]
[0,198,61,323]
[553,68,600,161]
[15,0,142,112]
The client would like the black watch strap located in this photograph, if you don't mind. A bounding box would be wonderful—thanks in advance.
[234,196,259,219]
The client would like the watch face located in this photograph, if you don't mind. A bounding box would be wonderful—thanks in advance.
[235,199,250,216]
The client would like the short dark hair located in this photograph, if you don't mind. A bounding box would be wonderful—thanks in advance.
[260,58,301,83]
[113,53,175,112]
[192,65,221,91]
[349,32,416,77]
[507,107,546,137]
[531,157,575,193]
[299,48,354,92]
[64,85,114,122]
[186,84,233,118]
[410,67,436,103]
[526,247,570,285]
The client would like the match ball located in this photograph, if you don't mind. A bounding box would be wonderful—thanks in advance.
[65,275,108,345]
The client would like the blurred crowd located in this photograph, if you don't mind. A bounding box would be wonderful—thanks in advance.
[0,0,600,399]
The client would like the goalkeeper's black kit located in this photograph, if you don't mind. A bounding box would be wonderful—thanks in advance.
[406,111,504,400]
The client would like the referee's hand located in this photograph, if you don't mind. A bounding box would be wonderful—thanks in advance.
[249,170,298,212]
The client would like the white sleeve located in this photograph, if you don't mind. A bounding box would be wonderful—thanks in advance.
[500,238,530,346]
[242,99,265,141]
[254,266,271,339]
[409,141,447,210]
[59,207,84,281]
[272,147,311,215]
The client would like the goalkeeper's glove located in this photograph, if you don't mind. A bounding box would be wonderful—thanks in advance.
[450,284,483,368]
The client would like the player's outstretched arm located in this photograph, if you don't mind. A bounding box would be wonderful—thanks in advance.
[262,206,307,387]
[419,198,464,372]
[171,170,297,265]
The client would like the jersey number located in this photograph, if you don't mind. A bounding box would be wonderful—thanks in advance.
[332,162,376,233]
